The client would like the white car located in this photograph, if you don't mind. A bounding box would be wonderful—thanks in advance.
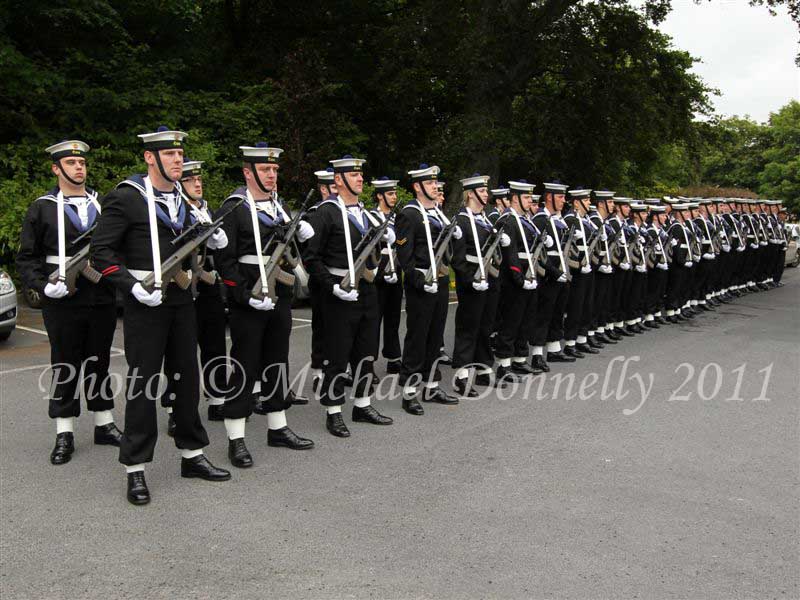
[784,224,800,268]
[0,270,18,341]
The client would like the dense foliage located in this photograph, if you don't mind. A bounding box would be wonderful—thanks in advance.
[1,0,797,269]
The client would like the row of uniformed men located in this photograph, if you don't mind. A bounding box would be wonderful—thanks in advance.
[17,128,790,505]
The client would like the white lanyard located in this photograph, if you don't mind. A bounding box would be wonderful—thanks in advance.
[373,210,396,273]
[577,216,589,266]
[143,177,163,288]
[511,210,535,277]
[337,196,356,285]
[246,190,269,295]
[419,205,437,274]
[466,209,486,281]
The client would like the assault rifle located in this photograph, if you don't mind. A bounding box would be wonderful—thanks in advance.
[339,202,401,292]
[48,224,101,295]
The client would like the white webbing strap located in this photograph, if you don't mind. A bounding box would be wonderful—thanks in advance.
[511,210,535,279]
[246,189,268,295]
[552,216,566,274]
[55,190,66,280]
[467,209,485,282]
[337,196,356,285]
[143,177,163,288]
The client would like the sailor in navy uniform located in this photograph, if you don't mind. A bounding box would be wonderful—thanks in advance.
[494,180,540,379]
[214,144,315,467]
[488,187,512,342]
[603,196,634,336]
[529,181,573,370]
[450,174,508,397]
[91,127,231,505]
[370,177,403,375]
[561,188,597,358]
[663,202,694,323]
[16,140,122,465]
[488,187,512,225]
[590,192,619,343]
[622,202,650,332]
[303,155,395,437]
[306,168,338,394]
[642,203,670,327]
[583,197,610,348]
[435,179,454,367]
[394,164,461,415]
[158,159,228,435]
[767,201,787,286]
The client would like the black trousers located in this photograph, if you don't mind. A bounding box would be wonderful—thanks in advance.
[645,267,668,315]
[161,291,228,408]
[375,277,403,361]
[309,278,325,370]
[529,278,568,346]
[563,269,590,341]
[452,278,495,371]
[399,275,449,386]
[119,301,209,465]
[579,271,595,337]
[495,273,536,359]
[610,268,630,323]
[773,245,786,282]
[42,303,116,419]
[593,270,614,328]
[622,270,647,320]
[319,281,379,405]
[225,297,293,419]
[666,264,688,311]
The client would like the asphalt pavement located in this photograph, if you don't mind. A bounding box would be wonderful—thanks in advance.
[1,270,798,599]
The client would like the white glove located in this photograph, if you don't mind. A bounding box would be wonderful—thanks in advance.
[297,221,315,242]
[557,273,568,283]
[620,262,631,271]
[702,252,715,260]
[452,225,463,240]
[722,245,731,252]
[635,264,647,273]
[44,281,69,299]
[206,228,228,250]
[472,280,489,292]
[657,262,669,271]
[423,282,438,294]
[749,243,758,250]
[248,296,275,311]
[544,235,554,248]
[574,229,584,240]
[333,283,359,302]
[685,261,693,268]
[382,228,396,245]
[131,282,162,307]
[599,264,613,274]
[499,233,511,247]
[581,264,592,274]
[383,273,398,284]
[600,233,608,242]
[523,279,537,290]
[670,239,678,247]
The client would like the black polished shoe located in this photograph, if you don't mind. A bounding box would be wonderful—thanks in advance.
[655,316,668,325]
[181,454,231,481]
[699,303,713,312]
[496,366,521,383]
[632,323,646,333]
[402,397,425,415]
[228,438,253,468]
[438,352,453,366]
[531,355,549,373]
[475,372,509,387]
[326,412,351,437]
[606,330,622,341]
[94,423,122,446]
[775,282,784,288]
[618,326,635,337]
[452,377,479,398]
[352,404,394,425]
[422,387,459,404]
[547,351,576,363]
[595,333,615,344]
[126,471,150,506]
[510,361,534,375]
[50,432,74,465]
[385,360,402,375]
[208,404,225,421]
[563,346,585,359]
[757,282,770,291]
[644,320,660,329]
[667,315,681,324]
[268,426,315,450]
[167,413,176,437]
[587,336,604,349]
[576,343,599,355]
[288,390,309,405]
